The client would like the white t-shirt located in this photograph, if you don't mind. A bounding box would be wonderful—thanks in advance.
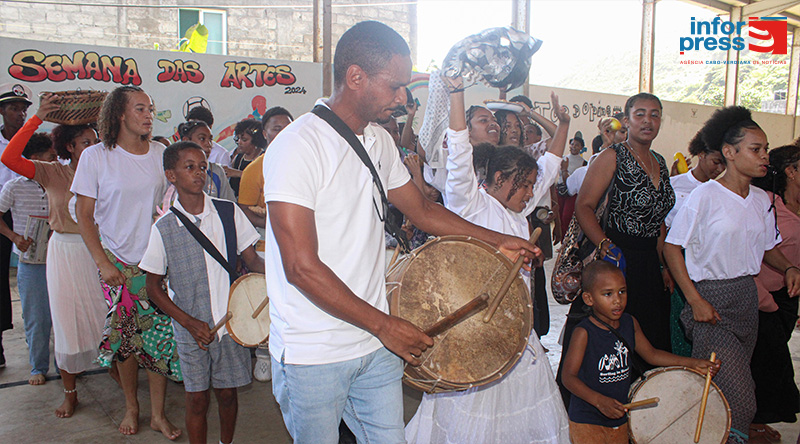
[444,128,560,241]
[665,180,780,281]
[564,153,585,176]
[566,165,588,196]
[139,194,259,338]
[70,141,167,264]
[263,100,411,365]
[665,169,703,228]
[208,141,231,167]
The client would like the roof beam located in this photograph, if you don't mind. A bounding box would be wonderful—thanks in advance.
[742,0,800,18]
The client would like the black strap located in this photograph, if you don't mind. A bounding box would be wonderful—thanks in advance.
[212,199,238,278]
[590,313,646,375]
[170,204,238,285]
[311,104,410,252]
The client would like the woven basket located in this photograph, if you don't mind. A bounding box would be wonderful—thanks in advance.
[42,90,107,125]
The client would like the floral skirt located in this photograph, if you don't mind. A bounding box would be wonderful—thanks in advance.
[96,249,182,381]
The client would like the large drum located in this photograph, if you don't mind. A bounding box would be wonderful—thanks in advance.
[386,236,532,393]
[226,273,270,347]
[628,367,731,444]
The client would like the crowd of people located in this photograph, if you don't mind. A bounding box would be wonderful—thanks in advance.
[0,19,798,444]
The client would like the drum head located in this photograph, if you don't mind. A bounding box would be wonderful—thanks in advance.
[628,367,730,444]
[226,273,269,347]
[388,236,532,390]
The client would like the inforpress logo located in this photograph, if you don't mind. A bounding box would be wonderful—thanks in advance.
[679,16,787,55]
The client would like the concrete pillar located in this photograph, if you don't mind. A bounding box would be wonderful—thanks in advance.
[639,0,656,93]
[511,0,531,97]
[322,0,332,97]
[724,7,742,106]
[409,1,418,69]
[787,28,800,116]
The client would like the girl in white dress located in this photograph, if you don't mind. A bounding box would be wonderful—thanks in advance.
[405,76,571,444]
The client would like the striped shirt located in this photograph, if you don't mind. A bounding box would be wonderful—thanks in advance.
[0,176,49,255]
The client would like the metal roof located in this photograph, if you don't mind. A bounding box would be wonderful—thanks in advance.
[685,0,800,30]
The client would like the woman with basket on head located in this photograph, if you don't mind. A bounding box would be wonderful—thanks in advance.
[1,92,106,417]
[71,86,182,439]
[405,74,571,444]
[556,93,676,407]
[664,107,800,444]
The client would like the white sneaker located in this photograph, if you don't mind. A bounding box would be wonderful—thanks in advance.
[253,355,272,382]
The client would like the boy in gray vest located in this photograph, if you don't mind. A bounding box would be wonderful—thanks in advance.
[141,141,264,444]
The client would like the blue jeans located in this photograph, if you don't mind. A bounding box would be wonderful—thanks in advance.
[271,347,404,444]
[17,262,51,375]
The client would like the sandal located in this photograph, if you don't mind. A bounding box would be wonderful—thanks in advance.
[750,424,781,442]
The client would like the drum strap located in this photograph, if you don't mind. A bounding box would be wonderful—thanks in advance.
[170,200,239,285]
[311,104,411,253]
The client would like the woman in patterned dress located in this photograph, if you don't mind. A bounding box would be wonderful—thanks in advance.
[72,86,182,440]
[557,93,676,406]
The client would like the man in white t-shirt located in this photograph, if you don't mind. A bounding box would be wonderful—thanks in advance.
[263,21,541,444]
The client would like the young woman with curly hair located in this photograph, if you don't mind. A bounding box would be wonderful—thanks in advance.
[664,107,800,444]
[71,85,182,439]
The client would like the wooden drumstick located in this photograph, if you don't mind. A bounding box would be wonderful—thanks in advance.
[210,312,233,335]
[622,397,659,410]
[483,227,542,323]
[251,295,269,319]
[424,293,489,337]
[694,352,717,443]
[388,244,402,269]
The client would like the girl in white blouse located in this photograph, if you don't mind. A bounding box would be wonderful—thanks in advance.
[405,75,571,444]
[664,106,800,444]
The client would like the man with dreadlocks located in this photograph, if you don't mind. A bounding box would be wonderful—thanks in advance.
[664,106,800,444]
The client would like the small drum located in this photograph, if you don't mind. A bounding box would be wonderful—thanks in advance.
[628,367,731,444]
[386,236,532,393]
[226,273,270,347]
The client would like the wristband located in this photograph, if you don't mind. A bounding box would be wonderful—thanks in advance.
[598,238,611,250]
[785,265,800,274]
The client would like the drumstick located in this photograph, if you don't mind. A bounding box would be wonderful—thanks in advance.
[483,227,542,323]
[388,244,402,269]
[424,293,489,337]
[251,295,269,319]
[210,312,233,335]
[694,352,717,443]
[622,397,659,410]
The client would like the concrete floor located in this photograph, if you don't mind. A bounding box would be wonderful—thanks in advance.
[0,261,799,443]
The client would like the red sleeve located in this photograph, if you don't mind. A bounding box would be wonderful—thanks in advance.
[1,115,39,179]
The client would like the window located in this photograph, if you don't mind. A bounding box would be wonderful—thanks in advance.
[179,9,226,55]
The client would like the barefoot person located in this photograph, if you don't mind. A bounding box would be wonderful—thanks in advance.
[143,142,264,444]
[0,132,56,386]
[72,86,182,439]
[263,21,540,443]
[1,93,106,417]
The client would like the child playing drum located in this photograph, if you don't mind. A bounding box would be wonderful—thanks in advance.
[141,142,264,444]
[562,261,719,444]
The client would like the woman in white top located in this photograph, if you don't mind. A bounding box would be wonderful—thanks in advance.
[405,76,571,444]
[72,86,181,440]
[664,132,727,229]
[664,106,800,444]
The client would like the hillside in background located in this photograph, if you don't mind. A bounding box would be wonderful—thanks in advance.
[544,48,791,113]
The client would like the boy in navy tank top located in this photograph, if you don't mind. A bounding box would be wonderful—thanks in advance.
[562,261,719,444]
